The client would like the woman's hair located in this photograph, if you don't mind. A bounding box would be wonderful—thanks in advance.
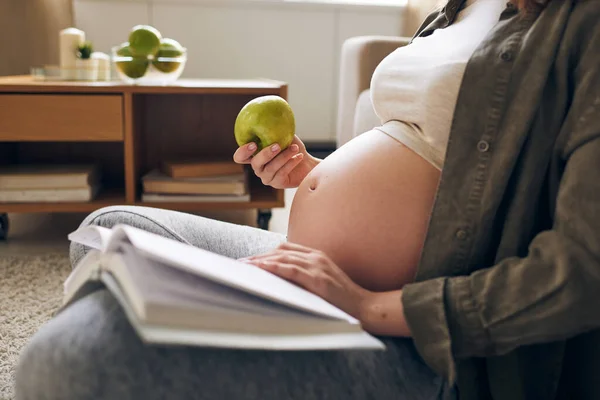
[512,0,550,11]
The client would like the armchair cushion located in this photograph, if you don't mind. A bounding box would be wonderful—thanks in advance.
[353,89,380,139]
[336,36,411,147]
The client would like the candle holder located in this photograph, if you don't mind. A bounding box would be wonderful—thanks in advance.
[30,65,115,82]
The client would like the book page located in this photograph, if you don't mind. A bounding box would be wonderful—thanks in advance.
[63,250,103,304]
[118,244,323,319]
[116,224,357,323]
[68,225,113,251]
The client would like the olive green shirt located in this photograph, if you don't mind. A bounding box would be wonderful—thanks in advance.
[401,0,600,398]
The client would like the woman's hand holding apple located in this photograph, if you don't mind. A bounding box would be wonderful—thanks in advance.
[233,95,321,189]
[233,135,319,189]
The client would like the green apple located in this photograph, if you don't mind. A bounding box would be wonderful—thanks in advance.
[115,42,149,79]
[153,38,185,73]
[115,42,134,58]
[116,58,149,79]
[128,25,162,57]
[234,96,295,152]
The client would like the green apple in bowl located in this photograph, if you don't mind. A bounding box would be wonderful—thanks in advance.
[153,38,185,73]
[114,42,149,79]
[234,96,295,153]
[128,25,162,57]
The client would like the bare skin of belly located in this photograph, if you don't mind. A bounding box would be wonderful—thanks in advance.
[287,130,441,292]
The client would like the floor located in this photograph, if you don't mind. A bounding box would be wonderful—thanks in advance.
[0,189,295,256]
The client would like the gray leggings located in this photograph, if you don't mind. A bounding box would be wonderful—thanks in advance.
[15,206,454,400]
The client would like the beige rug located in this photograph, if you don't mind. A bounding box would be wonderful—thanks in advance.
[0,254,71,400]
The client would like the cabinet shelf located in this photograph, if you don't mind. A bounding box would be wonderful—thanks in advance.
[0,189,125,213]
[0,185,284,214]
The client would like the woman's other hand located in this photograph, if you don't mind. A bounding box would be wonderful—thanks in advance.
[233,136,319,189]
[239,242,372,319]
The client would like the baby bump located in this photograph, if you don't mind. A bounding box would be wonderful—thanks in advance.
[287,130,441,292]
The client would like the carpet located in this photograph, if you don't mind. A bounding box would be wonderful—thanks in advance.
[0,254,71,400]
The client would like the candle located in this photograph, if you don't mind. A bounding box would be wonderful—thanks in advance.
[91,52,111,81]
[59,28,85,80]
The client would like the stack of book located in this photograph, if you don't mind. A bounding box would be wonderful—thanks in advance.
[0,165,100,202]
[141,160,250,202]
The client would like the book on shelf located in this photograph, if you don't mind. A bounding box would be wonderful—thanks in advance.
[0,185,100,203]
[141,193,251,203]
[65,224,384,351]
[0,164,99,190]
[142,169,248,196]
[161,160,245,179]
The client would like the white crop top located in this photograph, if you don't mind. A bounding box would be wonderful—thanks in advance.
[370,0,506,170]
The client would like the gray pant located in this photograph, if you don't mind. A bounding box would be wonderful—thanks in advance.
[15,206,453,400]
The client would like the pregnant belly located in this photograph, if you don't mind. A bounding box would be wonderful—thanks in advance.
[287,130,441,292]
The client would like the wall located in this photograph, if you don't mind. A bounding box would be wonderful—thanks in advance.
[403,0,443,36]
[0,0,73,76]
[74,0,405,142]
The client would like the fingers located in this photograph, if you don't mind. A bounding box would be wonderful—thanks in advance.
[234,135,305,167]
[260,261,314,290]
[250,144,303,188]
[233,142,258,164]
[240,243,324,263]
[250,143,282,173]
[263,144,299,173]
[251,252,313,268]
[268,153,303,188]
[277,242,315,253]
[291,135,307,153]
[240,249,309,263]
[240,246,342,297]
[259,261,333,295]
[271,244,346,282]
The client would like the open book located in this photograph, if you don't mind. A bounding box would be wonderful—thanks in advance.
[65,224,385,351]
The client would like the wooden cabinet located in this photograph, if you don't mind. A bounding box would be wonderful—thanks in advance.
[0,76,287,232]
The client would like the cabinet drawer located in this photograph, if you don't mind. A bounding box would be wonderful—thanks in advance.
[0,95,123,141]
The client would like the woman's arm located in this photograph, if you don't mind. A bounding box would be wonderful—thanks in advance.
[359,290,411,337]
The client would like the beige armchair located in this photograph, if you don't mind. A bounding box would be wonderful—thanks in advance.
[336,36,411,147]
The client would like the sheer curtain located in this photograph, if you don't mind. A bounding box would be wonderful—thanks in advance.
[403,0,444,36]
[0,0,74,76]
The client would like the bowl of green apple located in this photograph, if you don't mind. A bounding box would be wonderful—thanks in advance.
[112,25,187,84]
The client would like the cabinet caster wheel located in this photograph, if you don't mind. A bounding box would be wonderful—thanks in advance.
[257,209,272,231]
[0,213,8,241]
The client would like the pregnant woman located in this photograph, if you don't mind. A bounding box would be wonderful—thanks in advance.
[16,0,600,398]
